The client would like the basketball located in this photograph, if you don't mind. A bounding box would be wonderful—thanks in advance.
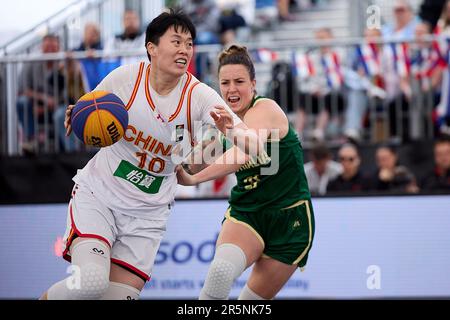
[71,91,128,147]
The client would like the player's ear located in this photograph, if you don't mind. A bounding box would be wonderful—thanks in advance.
[146,42,156,56]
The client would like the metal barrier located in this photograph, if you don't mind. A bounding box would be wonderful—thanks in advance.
[0,0,163,57]
[0,0,163,156]
[0,36,445,155]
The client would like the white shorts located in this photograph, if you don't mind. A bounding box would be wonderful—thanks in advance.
[62,184,169,282]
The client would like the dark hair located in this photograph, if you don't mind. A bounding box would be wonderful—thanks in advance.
[218,45,255,80]
[43,34,59,42]
[311,142,331,161]
[339,143,359,156]
[435,134,450,147]
[144,8,196,62]
[377,143,397,156]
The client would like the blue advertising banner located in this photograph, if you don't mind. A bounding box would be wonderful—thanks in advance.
[1,196,450,299]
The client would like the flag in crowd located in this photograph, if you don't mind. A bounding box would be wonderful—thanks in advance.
[425,35,450,129]
[410,43,445,80]
[78,35,450,127]
[292,50,315,79]
[356,43,381,77]
[434,36,450,65]
[389,42,411,78]
[251,48,278,63]
[320,51,344,89]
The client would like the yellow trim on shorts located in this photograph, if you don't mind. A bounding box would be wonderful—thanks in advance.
[282,199,307,210]
[260,254,306,272]
[293,200,313,265]
[261,253,306,271]
[225,208,265,249]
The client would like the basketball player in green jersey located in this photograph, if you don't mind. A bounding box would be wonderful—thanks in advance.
[177,45,315,300]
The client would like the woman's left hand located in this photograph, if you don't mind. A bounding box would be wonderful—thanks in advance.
[210,106,234,134]
[176,165,198,186]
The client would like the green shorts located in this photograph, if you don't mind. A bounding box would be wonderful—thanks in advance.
[224,199,315,268]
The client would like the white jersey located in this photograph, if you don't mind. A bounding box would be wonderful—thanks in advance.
[73,62,241,220]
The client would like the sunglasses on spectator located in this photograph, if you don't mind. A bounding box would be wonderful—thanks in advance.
[339,156,356,162]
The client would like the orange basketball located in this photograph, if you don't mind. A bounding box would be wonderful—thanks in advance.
[71,91,128,147]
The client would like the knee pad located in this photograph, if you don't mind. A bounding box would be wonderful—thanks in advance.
[101,282,141,300]
[73,262,110,299]
[48,239,111,300]
[238,284,266,300]
[200,243,247,300]
[70,239,111,300]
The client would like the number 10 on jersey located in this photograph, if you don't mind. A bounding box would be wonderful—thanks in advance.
[136,152,166,174]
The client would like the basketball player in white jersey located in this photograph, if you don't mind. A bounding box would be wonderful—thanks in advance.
[40,9,247,300]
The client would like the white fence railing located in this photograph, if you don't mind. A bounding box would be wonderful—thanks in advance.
[1,36,446,155]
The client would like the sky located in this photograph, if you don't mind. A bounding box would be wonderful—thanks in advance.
[0,0,74,45]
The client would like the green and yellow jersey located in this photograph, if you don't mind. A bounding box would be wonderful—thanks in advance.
[227,96,311,212]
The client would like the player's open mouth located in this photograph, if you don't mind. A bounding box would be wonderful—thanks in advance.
[228,96,240,103]
[175,58,187,66]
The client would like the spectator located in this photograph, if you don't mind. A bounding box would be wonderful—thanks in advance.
[408,21,443,140]
[422,135,450,192]
[16,34,65,153]
[296,27,346,141]
[435,1,450,134]
[104,10,146,66]
[419,0,446,30]
[343,27,387,143]
[381,1,421,141]
[327,143,370,194]
[254,0,278,28]
[180,0,221,82]
[278,0,297,22]
[75,22,105,91]
[434,0,450,33]
[218,6,248,46]
[368,144,419,193]
[304,142,342,195]
[217,0,256,26]
[77,22,103,52]
[181,0,221,45]
[252,0,303,25]
[54,23,104,152]
[382,0,421,41]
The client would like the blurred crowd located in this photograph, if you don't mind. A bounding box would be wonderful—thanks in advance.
[5,0,450,198]
[15,9,147,154]
[304,135,450,196]
[176,134,450,198]
[279,0,450,145]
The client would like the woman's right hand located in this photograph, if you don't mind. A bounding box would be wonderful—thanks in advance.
[64,105,75,136]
